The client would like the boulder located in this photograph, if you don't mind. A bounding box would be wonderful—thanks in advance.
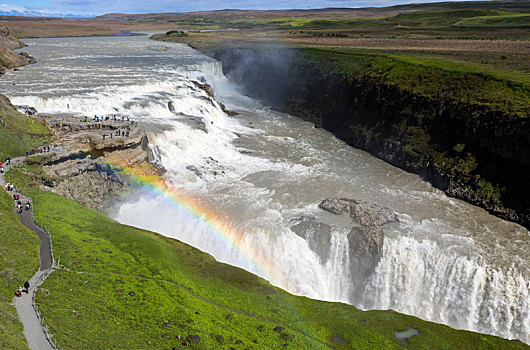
[318,198,397,226]
[186,335,200,343]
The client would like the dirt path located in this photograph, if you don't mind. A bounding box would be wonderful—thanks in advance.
[1,156,56,350]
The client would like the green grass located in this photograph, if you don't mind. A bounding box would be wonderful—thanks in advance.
[0,190,40,350]
[453,14,530,27]
[387,9,522,27]
[300,48,529,117]
[0,94,50,160]
[4,162,529,349]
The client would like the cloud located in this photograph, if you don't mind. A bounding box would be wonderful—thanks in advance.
[0,3,54,14]
[0,3,32,12]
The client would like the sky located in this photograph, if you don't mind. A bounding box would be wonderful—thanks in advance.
[2,0,475,16]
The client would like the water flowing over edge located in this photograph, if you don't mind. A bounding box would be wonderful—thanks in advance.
[4,48,529,344]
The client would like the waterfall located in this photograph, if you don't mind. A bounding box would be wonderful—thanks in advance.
[362,235,530,343]
[2,35,528,345]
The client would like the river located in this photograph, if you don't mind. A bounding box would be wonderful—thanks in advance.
[1,35,528,344]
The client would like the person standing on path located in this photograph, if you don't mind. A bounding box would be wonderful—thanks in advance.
[24,281,30,294]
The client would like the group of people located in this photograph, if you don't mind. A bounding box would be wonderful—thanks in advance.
[4,182,29,213]
[25,145,52,156]
[103,128,131,140]
[2,159,32,298]
[83,115,131,123]
[0,157,10,173]
[15,281,30,298]
[15,200,30,213]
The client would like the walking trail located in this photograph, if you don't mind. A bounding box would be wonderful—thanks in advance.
[1,156,56,350]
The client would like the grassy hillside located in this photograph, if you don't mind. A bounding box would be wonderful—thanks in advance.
[0,95,50,161]
[4,160,528,349]
[0,190,40,350]
[145,1,530,39]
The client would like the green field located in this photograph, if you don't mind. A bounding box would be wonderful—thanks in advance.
[0,94,50,161]
[3,159,528,349]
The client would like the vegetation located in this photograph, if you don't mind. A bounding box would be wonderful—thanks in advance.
[4,162,528,349]
[0,189,40,350]
[299,48,529,117]
[166,30,188,37]
[0,94,50,161]
[145,3,530,40]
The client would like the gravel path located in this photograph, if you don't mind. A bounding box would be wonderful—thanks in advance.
[1,156,56,350]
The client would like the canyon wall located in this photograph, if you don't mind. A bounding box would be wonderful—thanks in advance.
[210,46,530,228]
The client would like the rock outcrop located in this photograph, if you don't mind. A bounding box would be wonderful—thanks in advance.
[289,216,332,264]
[319,198,397,303]
[290,198,397,303]
[22,115,159,212]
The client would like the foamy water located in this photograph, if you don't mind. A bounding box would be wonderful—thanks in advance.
[1,35,528,343]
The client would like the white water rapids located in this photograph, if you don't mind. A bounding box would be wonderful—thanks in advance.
[1,35,528,344]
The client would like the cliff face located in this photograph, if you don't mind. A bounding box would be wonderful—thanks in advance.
[0,26,36,70]
[211,46,530,228]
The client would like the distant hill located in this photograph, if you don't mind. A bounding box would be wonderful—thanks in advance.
[95,0,530,22]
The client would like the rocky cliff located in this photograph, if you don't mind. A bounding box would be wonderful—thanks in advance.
[17,114,157,212]
[209,45,530,228]
[0,26,36,71]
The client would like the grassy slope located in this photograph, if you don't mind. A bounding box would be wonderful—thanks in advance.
[0,190,40,349]
[0,94,50,160]
[4,162,528,349]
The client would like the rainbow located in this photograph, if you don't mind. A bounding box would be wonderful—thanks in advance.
[108,160,290,290]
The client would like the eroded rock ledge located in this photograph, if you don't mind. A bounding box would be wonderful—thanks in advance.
[22,114,161,211]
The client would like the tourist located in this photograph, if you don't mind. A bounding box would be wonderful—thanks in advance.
[110,133,112,138]
[24,281,29,293]
[103,134,106,140]
[0,166,4,174]
[25,201,30,210]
